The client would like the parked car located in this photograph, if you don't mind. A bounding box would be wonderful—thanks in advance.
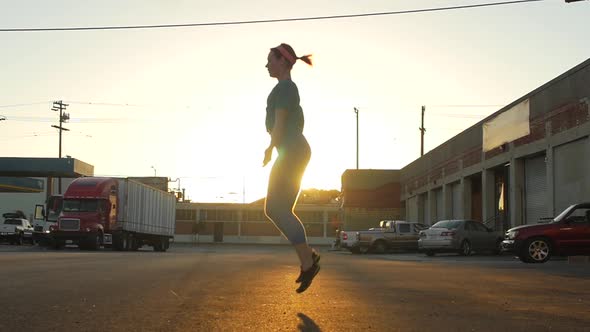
[355,220,427,254]
[418,219,504,256]
[339,226,384,252]
[502,202,590,263]
[0,213,34,245]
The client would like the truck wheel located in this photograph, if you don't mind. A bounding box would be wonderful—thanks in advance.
[89,234,102,251]
[425,250,435,257]
[459,240,471,256]
[373,241,387,254]
[493,239,503,255]
[121,234,129,251]
[153,238,163,252]
[16,233,23,246]
[350,247,361,255]
[522,237,551,263]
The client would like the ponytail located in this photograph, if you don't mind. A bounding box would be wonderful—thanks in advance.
[298,54,313,66]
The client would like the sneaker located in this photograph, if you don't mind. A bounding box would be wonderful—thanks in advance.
[296,250,321,283]
[296,263,320,294]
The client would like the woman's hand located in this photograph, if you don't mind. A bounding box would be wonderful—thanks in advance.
[263,146,273,167]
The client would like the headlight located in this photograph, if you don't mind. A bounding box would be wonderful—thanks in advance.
[505,230,519,240]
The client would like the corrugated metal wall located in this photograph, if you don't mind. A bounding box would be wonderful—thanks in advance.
[524,155,547,224]
[554,138,589,214]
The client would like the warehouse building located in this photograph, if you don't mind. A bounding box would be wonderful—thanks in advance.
[400,58,590,231]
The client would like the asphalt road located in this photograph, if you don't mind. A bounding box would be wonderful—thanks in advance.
[1,243,589,332]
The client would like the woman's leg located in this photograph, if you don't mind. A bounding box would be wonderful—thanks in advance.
[264,162,307,245]
[264,141,312,267]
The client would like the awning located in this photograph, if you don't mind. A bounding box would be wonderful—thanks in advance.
[0,157,94,177]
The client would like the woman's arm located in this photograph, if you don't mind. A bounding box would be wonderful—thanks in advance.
[263,108,288,166]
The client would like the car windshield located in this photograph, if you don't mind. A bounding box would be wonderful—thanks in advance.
[4,219,23,225]
[431,220,462,229]
[63,199,100,213]
[553,205,577,222]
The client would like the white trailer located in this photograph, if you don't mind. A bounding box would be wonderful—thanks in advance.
[114,178,176,250]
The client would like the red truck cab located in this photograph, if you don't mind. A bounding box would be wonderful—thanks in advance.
[502,202,590,263]
[51,177,118,249]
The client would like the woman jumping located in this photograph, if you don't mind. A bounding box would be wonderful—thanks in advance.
[263,43,320,293]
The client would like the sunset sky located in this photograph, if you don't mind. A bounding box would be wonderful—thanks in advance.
[0,0,588,202]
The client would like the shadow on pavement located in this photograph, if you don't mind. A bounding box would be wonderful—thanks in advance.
[297,313,321,332]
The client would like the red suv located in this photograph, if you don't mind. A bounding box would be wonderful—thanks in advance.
[502,203,590,263]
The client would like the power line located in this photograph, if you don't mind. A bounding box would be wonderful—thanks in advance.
[65,101,144,107]
[0,101,52,108]
[0,0,545,32]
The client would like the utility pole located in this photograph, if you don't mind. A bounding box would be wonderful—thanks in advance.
[420,105,426,157]
[354,107,359,169]
[51,100,70,194]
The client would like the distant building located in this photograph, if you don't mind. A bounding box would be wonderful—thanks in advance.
[340,169,403,231]
[174,202,341,245]
[128,177,169,192]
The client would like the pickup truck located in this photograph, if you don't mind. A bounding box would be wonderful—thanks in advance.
[354,220,428,254]
[339,227,384,252]
[0,213,34,245]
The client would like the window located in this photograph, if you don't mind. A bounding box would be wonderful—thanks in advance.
[472,222,489,232]
[566,208,590,223]
[398,223,411,233]
[4,219,23,226]
[63,199,100,212]
[432,220,462,229]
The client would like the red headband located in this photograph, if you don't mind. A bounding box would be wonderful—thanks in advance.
[276,45,296,65]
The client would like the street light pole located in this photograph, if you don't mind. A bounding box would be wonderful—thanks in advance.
[151,166,157,177]
[354,107,359,169]
[420,105,426,157]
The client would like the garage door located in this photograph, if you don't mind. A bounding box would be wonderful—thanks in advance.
[407,196,418,222]
[524,155,547,224]
[434,188,443,223]
[554,138,589,214]
[418,193,428,224]
[451,182,462,219]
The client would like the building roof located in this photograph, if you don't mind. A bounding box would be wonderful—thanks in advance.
[0,157,93,177]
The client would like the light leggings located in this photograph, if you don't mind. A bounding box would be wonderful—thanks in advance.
[264,135,311,245]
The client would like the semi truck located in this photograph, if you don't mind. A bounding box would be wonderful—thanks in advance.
[49,177,176,251]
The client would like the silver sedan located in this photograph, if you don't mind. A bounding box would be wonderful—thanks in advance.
[418,220,504,256]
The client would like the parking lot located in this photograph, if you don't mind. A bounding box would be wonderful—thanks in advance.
[1,243,589,331]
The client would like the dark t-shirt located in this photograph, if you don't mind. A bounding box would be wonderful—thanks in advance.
[265,79,305,143]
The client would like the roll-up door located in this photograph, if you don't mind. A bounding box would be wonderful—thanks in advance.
[417,194,428,223]
[451,182,462,219]
[421,193,428,224]
[407,196,418,222]
[554,138,588,214]
[435,188,443,222]
[524,155,547,224]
